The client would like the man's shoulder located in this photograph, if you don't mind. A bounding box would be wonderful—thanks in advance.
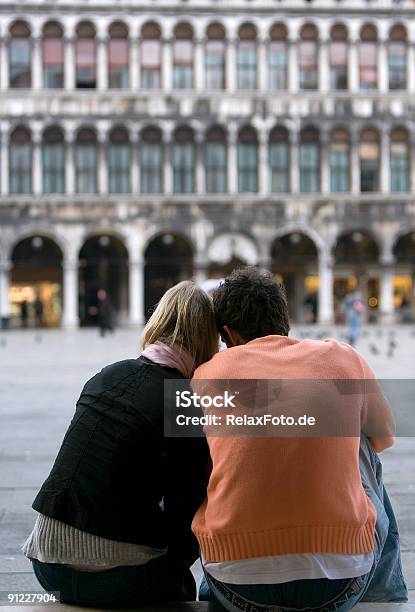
[300,337,368,377]
[194,346,242,379]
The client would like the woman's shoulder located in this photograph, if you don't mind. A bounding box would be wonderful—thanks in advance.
[83,356,183,394]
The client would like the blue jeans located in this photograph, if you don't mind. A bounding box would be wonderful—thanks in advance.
[32,554,195,608]
[200,435,407,611]
[347,312,362,346]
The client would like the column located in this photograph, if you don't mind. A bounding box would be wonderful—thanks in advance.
[380,127,390,194]
[194,38,204,91]
[62,257,79,328]
[162,37,173,92]
[64,36,75,90]
[65,128,75,195]
[407,42,415,93]
[410,128,415,193]
[97,128,108,194]
[319,39,330,93]
[378,38,388,93]
[0,123,9,196]
[0,35,9,90]
[97,36,108,91]
[380,260,395,323]
[348,37,359,93]
[226,38,236,92]
[290,129,299,193]
[258,128,269,196]
[130,35,139,91]
[350,128,360,195]
[32,127,42,195]
[288,37,298,93]
[227,124,238,195]
[318,254,334,325]
[258,38,268,92]
[320,129,330,194]
[129,258,144,326]
[195,131,205,195]
[32,36,42,89]
[163,128,173,194]
[130,127,140,194]
[194,253,208,285]
[0,261,11,328]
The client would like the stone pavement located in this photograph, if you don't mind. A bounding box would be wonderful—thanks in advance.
[0,325,414,605]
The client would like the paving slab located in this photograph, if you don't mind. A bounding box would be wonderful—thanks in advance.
[0,326,414,604]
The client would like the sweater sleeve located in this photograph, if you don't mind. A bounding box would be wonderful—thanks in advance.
[359,354,396,452]
[162,377,211,566]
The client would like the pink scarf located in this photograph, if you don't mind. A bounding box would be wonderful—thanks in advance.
[141,341,195,379]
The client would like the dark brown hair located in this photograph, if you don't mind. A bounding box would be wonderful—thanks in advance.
[213,266,290,342]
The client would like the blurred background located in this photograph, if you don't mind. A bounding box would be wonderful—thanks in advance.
[0,0,415,600]
[0,0,415,330]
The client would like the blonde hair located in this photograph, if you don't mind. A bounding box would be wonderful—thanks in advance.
[142,281,218,371]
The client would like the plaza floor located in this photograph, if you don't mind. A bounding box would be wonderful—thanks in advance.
[0,325,414,604]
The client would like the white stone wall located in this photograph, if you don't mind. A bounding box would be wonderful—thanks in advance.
[0,0,414,326]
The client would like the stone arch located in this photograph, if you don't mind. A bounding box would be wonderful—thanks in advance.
[144,231,194,319]
[10,232,64,327]
[78,231,130,326]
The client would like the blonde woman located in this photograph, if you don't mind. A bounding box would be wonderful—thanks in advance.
[24,281,218,608]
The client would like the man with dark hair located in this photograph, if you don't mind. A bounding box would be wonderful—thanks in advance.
[192,266,406,611]
[213,267,290,344]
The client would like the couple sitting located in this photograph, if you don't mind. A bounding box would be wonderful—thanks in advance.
[24,267,407,610]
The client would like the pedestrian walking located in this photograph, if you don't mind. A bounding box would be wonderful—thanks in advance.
[20,300,29,328]
[34,293,44,328]
[97,289,115,337]
[344,288,365,346]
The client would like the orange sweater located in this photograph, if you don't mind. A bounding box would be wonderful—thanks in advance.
[191,335,389,562]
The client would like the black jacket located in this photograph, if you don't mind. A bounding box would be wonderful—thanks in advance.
[33,356,209,566]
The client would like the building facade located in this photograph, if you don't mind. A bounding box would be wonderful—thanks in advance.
[1,0,415,327]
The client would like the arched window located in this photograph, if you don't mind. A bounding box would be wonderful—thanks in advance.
[299,24,318,90]
[173,127,194,193]
[269,24,288,90]
[390,127,409,192]
[329,128,350,192]
[141,23,162,89]
[359,128,380,192]
[359,25,378,90]
[9,22,31,88]
[206,23,226,90]
[75,128,97,193]
[108,22,129,89]
[330,24,348,90]
[173,23,194,90]
[141,127,163,193]
[42,22,64,88]
[269,127,289,192]
[205,126,227,193]
[299,127,320,193]
[9,127,32,194]
[238,126,258,193]
[43,127,65,193]
[237,24,257,90]
[108,127,130,193]
[75,22,96,89]
[389,25,407,90]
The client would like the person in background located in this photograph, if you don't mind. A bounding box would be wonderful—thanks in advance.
[193,266,406,612]
[23,281,218,608]
[20,299,29,328]
[97,288,115,337]
[34,293,44,328]
[344,288,365,346]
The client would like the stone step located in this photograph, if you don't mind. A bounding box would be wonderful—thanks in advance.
[1,603,415,612]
